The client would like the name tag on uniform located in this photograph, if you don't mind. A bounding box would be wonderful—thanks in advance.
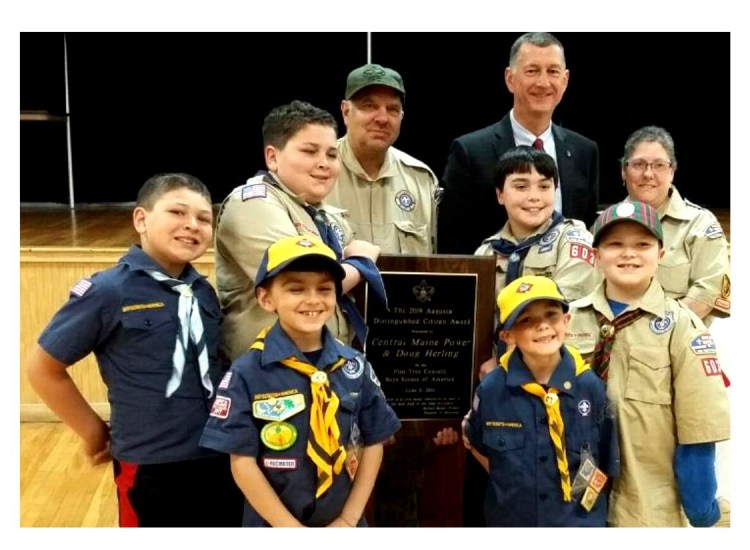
[252,393,306,421]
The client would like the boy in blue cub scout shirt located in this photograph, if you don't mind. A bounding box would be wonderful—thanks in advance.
[200,235,401,527]
[465,275,619,527]
[25,173,244,527]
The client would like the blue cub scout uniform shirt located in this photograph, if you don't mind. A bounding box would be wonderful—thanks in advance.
[467,346,620,527]
[38,245,225,464]
[200,322,401,527]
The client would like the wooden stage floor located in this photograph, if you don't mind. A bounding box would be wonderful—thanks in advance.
[20,204,731,251]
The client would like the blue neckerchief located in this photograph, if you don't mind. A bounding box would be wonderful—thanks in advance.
[489,211,565,284]
[259,170,387,347]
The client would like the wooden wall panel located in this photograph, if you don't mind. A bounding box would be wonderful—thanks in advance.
[20,248,216,421]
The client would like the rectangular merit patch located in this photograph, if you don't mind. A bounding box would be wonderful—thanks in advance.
[701,358,722,377]
[569,243,595,266]
[209,396,232,419]
[262,458,298,470]
[704,224,724,239]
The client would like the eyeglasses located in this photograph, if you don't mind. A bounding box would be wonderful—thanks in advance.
[625,159,673,174]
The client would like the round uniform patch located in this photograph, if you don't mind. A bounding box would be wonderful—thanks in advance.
[650,310,674,334]
[395,190,416,212]
[261,421,298,451]
[343,357,365,380]
[577,399,591,416]
[539,229,559,246]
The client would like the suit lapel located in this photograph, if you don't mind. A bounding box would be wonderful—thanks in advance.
[492,113,514,160]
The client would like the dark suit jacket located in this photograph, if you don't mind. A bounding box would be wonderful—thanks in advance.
[437,113,600,254]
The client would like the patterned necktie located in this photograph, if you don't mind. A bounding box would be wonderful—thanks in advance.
[280,356,347,497]
[592,309,646,380]
[147,271,213,398]
[532,138,544,150]
[520,383,571,501]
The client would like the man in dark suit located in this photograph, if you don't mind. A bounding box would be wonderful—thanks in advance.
[438,32,600,254]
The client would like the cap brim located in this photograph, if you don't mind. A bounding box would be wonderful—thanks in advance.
[502,297,569,330]
[259,254,346,295]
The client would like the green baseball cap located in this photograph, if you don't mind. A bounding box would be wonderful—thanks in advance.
[345,63,405,104]
[591,200,664,247]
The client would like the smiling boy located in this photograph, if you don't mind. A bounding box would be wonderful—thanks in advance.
[200,235,400,527]
[566,200,731,527]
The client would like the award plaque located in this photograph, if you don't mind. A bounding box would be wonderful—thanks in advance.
[357,255,496,526]
[363,255,496,423]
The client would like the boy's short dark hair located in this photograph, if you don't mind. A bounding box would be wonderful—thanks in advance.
[136,173,212,210]
[493,146,559,191]
[262,100,338,150]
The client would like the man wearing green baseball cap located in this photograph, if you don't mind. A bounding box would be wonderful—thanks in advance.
[327,63,441,256]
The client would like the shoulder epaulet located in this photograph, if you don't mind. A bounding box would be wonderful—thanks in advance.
[390,147,438,180]
[683,197,708,211]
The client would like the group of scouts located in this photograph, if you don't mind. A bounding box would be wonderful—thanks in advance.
[26,31,731,528]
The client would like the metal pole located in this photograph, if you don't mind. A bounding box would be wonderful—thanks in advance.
[367,32,371,63]
[63,33,75,210]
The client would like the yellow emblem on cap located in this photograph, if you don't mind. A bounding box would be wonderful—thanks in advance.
[261,421,298,451]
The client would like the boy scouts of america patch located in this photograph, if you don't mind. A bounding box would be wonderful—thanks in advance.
[704,224,724,239]
[650,311,674,334]
[343,357,365,379]
[395,190,416,212]
[690,334,717,355]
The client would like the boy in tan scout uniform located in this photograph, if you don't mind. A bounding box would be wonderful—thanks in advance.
[475,145,597,306]
[328,63,440,254]
[566,200,730,527]
[214,100,383,362]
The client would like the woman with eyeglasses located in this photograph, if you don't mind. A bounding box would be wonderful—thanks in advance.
[619,125,730,325]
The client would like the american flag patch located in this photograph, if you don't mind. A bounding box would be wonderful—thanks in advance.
[70,279,92,297]
[241,184,267,201]
[218,372,232,390]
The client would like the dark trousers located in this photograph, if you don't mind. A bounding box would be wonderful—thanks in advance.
[113,454,244,527]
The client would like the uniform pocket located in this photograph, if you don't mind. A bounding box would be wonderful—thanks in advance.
[394,220,430,254]
[658,260,690,295]
[624,346,672,405]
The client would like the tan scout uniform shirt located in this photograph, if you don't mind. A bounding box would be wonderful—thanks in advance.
[656,186,731,322]
[566,279,730,527]
[214,173,353,361]
[327,136,439,254]
[474,217,597,304]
